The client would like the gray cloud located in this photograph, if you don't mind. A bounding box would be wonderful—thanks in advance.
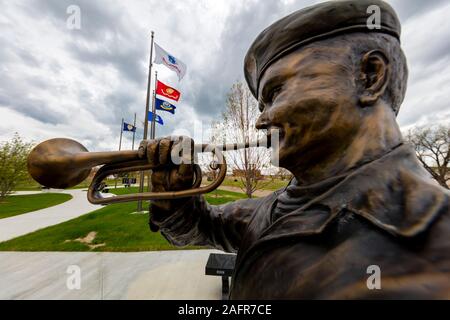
[15,48,42,68]
[40,0,147,85]
[102,90,140,125]
[0,88,67,126]
[181,0,318,121]
[389,0,449,21]
[27,0,132,42]
[66,40,145,85]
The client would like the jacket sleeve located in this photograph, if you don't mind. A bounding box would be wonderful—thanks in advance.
[149,195,266,253]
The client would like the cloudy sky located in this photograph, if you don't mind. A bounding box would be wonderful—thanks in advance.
[0,0,449,151]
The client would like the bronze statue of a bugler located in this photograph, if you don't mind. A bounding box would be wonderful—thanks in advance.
[28,0,450,299]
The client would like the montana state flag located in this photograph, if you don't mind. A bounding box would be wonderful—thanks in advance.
[156,80,181,102]
[155,97,176,114]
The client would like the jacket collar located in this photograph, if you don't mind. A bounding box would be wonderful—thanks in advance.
[260,144,450,240]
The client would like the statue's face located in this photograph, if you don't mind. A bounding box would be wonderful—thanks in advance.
[256,43,363,171]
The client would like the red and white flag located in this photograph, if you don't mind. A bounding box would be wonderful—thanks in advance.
[156,80,181,102]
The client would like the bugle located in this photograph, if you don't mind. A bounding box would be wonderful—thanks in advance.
[27,137,270,205]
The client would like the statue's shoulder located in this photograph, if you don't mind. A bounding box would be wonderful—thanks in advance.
[341,144,450,238]
[382,147,450,236]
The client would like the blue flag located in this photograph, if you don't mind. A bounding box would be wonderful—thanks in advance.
[148,112,164,125]
[155,97,176,114]
[123,122,136,132]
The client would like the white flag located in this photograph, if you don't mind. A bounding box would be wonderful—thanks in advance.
[154,43,187,81]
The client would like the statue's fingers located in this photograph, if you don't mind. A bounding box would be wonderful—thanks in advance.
[146,139,159,167]
[178,163,193,178]
[159,138,173,165]
[151,170,167,188]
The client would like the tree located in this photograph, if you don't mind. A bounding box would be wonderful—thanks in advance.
[203,120,222,181]
[405,125,449,189]
[0,133,34,199]
[219,81,272,198]
[198,121,223,198]
[276,167,293,181]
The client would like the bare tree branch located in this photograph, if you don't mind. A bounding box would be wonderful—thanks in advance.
[213,81,272,198]
[405,125,450,189]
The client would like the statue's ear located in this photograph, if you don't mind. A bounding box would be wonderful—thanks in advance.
[359,50,390,106]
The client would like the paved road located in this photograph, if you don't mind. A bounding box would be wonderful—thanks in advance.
[0,250,225,300]
[0,189,101,242]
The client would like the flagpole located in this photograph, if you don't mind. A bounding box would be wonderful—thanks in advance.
[132,112,136,150]
[116,117,124,189]
[137,31,155,213]
[148,87,156,192]
[151,71,158,139]
[119,118,124,151]
[147,71,158,192]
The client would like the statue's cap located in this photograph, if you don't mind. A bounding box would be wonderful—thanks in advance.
[244,0,401,98]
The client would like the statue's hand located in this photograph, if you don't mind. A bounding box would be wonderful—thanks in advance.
[139,136,195,212]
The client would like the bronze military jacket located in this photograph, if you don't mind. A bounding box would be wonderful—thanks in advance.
[150,144,450,299]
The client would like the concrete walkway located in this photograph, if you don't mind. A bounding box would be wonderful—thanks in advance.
[0,189,101,243]
[0,250,224,300]
[10,190,55,196]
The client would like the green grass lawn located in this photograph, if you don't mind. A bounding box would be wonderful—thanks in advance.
[0,193,73,219]
[14,180,118,191]
[13,179,43,191]
[0,189,247,252]
[220,177,289,191]
[108,186,144,195]
[15,176,289,192]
